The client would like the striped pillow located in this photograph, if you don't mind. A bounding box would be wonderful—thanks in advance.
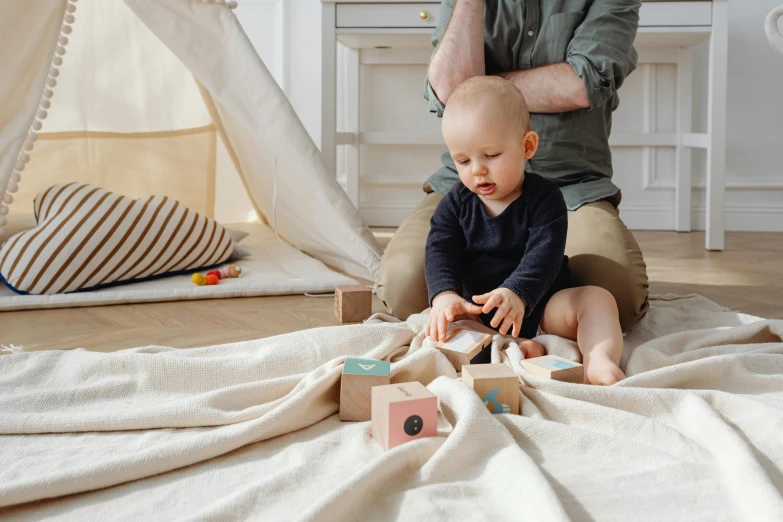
[0,182,237,295]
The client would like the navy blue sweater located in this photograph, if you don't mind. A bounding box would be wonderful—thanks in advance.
[425,173,571,329]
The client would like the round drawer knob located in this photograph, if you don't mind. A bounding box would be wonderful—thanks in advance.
[420,10,430,21]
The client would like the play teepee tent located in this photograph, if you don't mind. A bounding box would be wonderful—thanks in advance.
[0,0,382,285]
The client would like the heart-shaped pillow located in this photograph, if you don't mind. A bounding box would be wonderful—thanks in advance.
[0,182,238,295]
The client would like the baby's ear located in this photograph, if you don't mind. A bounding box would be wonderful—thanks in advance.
[522,130,539,159]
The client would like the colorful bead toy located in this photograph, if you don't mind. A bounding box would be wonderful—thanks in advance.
[221,265,242,278]
[191,264,242,286]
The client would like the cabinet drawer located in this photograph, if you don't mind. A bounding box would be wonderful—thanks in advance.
[336,3,441,28]
[639,1,712,26]
[335,1,712,29]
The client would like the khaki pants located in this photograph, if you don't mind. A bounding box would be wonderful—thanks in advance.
[375,190,650,333]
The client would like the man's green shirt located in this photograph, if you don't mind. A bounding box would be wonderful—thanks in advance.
[424,0,642,210]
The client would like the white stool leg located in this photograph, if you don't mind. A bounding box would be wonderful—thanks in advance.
[705,0,728,250]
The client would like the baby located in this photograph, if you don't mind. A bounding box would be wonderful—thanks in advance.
[424,76,626,385]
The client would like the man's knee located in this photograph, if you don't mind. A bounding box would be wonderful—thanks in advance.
[565,200,650,332]
[376,193,443,320]
[376,256,427,319]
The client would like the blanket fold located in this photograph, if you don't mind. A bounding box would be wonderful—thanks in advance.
[1,295,782,521]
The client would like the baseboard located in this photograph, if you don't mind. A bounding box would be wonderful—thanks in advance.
[615,206,674,230]
[617,205,783,232]
[692,205,783,232]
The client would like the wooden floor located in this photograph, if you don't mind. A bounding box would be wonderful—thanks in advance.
[1,230,781,353]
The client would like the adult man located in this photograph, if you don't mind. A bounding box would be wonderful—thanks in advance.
[375,0,650,333]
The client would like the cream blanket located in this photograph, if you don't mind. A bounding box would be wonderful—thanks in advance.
[1,294,782,521]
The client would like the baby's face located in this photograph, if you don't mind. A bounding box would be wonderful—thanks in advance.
[443,102,532,203]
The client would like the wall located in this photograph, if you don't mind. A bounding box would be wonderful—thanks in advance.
[238,0,783,232]
[214,0,320,224]
[234,0,322,144]
[690,0,783,231]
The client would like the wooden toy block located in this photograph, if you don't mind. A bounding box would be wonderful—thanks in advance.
[371,381,438,450]
[461,363,520,415]
[335,285,372,323]
[433,327,492,371]
[519,354,584,383]
[339,358,391,421]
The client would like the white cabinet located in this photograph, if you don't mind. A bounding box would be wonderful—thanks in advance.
[321,0,728,250]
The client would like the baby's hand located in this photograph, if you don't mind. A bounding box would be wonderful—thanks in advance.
[472,288,526,338]
[426,291,483,342]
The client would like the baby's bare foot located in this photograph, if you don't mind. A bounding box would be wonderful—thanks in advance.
[583,355,626,385]
[518,339,546,359]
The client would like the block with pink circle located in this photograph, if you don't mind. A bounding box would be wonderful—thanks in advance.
[371,381,438,450]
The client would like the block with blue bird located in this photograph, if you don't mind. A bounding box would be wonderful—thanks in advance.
[461,363,519,415]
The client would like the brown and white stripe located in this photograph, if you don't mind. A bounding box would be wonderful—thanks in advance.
[0,183,235,295]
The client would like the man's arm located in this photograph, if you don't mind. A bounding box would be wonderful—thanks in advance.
[496,64,589,113]
[565,0,641,111]
[499,0,641,113]
[424,0,484,113]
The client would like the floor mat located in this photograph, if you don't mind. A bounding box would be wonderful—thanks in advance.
[0,222,360,310]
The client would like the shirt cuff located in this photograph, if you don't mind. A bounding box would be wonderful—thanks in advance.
[567,54,614,111]
[424,76,446,118]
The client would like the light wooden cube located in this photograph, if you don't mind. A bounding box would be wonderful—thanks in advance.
[339,358,391,421]
[461,363,520,415]
[434,327,492,371]
[371,381,438,450]
[519,354,584,383]
[335,285,372,323]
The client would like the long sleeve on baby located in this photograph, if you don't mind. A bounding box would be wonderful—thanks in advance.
[423,173,571,317]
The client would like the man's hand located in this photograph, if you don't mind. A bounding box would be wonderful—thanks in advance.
[426,291,483,342]
[472,288,526,337]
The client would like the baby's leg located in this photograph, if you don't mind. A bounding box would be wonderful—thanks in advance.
[539,287,626,385]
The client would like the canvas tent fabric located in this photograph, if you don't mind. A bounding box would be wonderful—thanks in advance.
[0,0,382,283]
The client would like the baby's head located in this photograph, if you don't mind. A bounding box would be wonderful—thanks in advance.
[442,76,538,201]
